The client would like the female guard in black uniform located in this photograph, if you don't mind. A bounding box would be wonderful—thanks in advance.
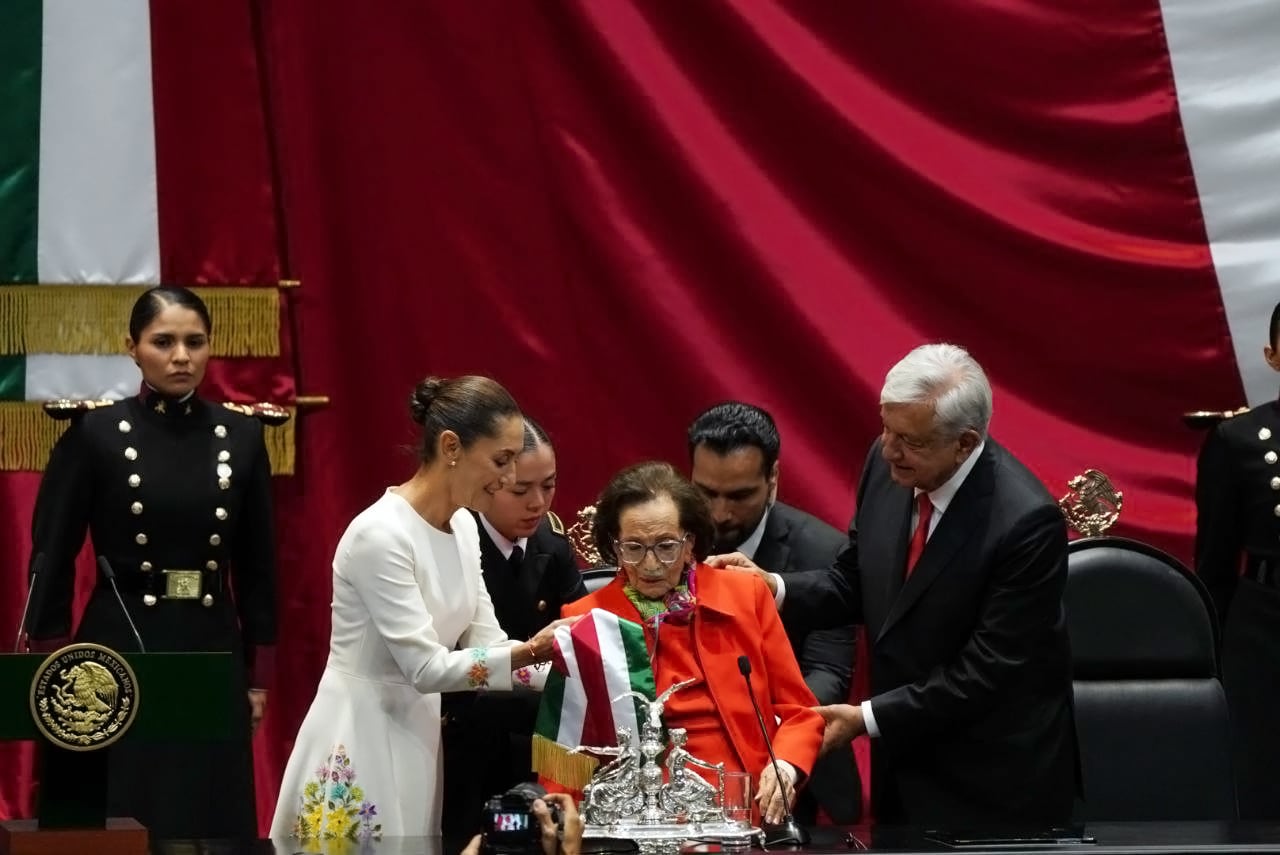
[27,286,277,838]
[1196,301,1280,820]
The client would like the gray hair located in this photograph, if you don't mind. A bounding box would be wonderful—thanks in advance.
[880,343,992,440]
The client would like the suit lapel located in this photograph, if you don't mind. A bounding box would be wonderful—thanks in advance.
[520,527,550,599]
[753,507,791,573]
[526,552,551,601]
[589,578,641,622]
[875,445,996,644]
[885,489,914,602]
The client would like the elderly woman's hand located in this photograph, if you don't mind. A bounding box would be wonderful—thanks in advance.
[755,760,798,825]
[703,552,777,595]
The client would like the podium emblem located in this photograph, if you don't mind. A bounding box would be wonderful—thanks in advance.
[29,644,140,752]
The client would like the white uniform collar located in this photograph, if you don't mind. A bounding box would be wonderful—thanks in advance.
[479,514,529,560]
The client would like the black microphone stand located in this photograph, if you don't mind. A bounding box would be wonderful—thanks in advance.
[98,556,147,653]
[738,656,810,847]
[13,553,46,653]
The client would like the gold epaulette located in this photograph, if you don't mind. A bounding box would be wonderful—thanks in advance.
[223,401,292,426]
[547,510,566,536]
[1183,406,1249,429]
[42,399,116,420]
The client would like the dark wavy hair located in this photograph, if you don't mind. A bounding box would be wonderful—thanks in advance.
[592,461,714,565]
[408,375,520,463]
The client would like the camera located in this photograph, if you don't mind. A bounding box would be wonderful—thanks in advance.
[481,781,562,855]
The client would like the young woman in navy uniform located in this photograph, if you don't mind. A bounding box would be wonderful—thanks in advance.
[27,286,277,839]
[1196,301,1280,820]
[441,417,587,833]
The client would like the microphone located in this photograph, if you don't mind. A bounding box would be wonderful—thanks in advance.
[98,557,146,654]
[738,655,810,847]
[13,553,46,653]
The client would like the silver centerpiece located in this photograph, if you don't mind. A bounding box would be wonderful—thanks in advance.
[574,680,757,855]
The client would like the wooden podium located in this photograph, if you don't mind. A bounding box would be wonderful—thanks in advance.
[0,650,232,855]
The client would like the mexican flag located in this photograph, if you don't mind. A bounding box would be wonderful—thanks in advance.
[533,610,655,794]
[0,0,283,402]
[0,0,287,470]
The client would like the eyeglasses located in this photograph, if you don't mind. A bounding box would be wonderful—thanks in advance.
[615,535,689,566]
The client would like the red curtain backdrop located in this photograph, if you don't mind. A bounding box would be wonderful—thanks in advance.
[1,0,1244,832]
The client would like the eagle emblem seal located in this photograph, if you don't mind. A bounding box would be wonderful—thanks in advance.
[29,644,139,751]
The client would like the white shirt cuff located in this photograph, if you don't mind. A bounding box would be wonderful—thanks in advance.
[772,573,786,609]
[861,700,881,738]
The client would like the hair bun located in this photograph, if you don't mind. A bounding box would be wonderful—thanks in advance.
[409,377,448,425]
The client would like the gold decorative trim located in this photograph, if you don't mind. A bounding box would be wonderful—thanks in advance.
[532,732,599,792]
[0,285,280,357]
[1183,407,1249,429]
[568,504,603,567]
[0,401,297,475]
[263,408,297,476]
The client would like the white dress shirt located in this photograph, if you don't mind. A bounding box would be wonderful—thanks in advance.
[479,513,529,560]
[737,503,772,560]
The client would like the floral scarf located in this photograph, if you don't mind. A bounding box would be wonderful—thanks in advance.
[622,563,698,630]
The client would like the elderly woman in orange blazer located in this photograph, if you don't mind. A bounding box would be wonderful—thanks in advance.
[562,461,822,824]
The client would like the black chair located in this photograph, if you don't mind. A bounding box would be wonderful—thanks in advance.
[1066,536,1236,821]
[580,566,617,594]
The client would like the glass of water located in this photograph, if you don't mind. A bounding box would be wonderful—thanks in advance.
[721,771,752,827]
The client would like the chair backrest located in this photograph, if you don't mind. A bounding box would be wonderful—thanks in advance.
[580,566,617,594]
[1066,536,1235,821]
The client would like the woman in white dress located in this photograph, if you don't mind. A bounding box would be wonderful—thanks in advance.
[271,375,569,842]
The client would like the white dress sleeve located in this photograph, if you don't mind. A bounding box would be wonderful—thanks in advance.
[339,521,514,694]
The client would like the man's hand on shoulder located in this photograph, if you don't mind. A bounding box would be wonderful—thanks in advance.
[704,552,777,595]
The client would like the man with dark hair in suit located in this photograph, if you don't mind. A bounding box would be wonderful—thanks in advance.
[1196,300,1280,819]
[709,345,1077,828]
[687,402,862,824]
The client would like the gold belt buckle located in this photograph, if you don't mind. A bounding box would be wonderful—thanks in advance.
[162,569,202,600]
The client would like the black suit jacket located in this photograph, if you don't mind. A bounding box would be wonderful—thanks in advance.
[756,502,854,704]
[755,501,861,823]
[784,439,1077,827]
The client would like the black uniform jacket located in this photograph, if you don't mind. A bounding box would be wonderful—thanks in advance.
[29,392,277,684]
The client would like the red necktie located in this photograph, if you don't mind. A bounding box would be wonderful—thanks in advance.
[906,493,933,577]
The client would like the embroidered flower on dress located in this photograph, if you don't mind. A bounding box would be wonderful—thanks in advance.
[467,647,491,688]
[293,743,382,843]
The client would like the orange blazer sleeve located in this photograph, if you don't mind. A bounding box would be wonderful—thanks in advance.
[749,574,824,776]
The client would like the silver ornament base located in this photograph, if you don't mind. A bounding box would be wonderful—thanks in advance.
[583,821,759,855]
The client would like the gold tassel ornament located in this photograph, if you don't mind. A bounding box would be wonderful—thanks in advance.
[0,285,280,357]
